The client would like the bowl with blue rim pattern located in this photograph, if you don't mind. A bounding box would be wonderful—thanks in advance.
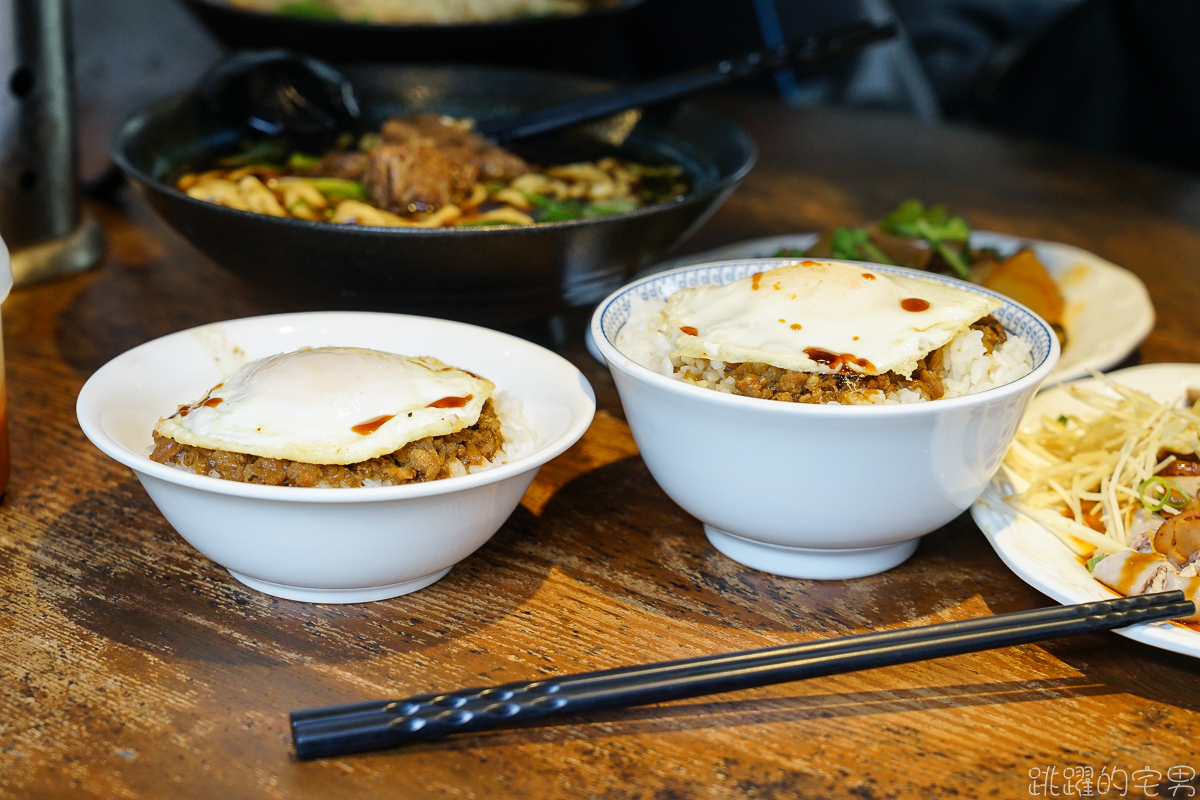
[590,258,1060,580]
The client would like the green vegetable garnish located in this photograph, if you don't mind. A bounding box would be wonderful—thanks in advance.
[215,138,291,168]
[830,226,895,264]
[276,1,339,20]
[538,203,582,222]
[582,197,640,217]
[879,199,972,280]
[1085,552,1108,572]
[524,193,644,221]
[305,178,364,200]
[1137,475,1188,512]
[287,152,322,171]
[880,199,970,240]
[524,194,585,222]
[1057,414,1069,425]
[271,176,365,201]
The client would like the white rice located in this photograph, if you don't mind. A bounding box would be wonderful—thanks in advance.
[614,299,1034,404]
[937,326,1033,398]
[468,390,538,472]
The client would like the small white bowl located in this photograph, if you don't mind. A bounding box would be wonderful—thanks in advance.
[591,260,1060,580]
[77,311,596,603]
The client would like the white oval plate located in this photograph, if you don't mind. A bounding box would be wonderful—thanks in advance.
[970,363,1200,658]
[636,232,1154,384]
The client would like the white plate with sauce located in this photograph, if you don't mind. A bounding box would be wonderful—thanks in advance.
[634,232,1154,384]
[970,363,1200,659]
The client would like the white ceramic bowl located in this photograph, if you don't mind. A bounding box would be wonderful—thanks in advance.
[76,311,596,603]
[590,260,1060,580]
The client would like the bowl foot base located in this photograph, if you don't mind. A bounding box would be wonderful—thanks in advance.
[704,526,920,580]
[226,567,453,604]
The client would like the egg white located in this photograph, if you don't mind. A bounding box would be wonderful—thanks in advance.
[665,261,1001,377]
[155,347,494,465]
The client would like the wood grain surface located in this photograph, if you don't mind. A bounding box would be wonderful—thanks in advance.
[3,97,1200,799]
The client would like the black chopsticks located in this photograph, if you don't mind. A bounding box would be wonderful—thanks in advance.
[291,591,1192,759]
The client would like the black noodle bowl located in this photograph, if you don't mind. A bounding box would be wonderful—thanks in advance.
[112,65,756,323]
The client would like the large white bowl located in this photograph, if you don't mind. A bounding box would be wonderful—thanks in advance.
[591,260,1060,580]
[76,311,596,603]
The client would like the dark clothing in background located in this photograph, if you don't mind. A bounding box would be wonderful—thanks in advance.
[71,0,1200,179]
[890,0,1078,116]
[628,0,860,78]
[632,0,940,116]
[973,0,1200,173]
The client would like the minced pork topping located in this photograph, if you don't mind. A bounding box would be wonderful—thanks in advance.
[150,399,504,487]
[700,316,1006,405]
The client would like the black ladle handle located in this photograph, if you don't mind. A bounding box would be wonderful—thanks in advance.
[291,592,1192,759]
[474,18,898,142]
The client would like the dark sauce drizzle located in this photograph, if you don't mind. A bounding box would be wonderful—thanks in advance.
[352,415,395,435]
[428,394,472,409]
[805,347,876,374]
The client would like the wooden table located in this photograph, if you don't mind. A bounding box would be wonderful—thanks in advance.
[4,98,1200,799]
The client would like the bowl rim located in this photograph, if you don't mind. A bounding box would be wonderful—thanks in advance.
[589,257,1063,415]
[110,89,758,236]
[183,0,647,33]
[76,310,597,503]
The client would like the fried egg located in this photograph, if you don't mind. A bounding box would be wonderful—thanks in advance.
[665,261,1001,376]
[155,347,494,465]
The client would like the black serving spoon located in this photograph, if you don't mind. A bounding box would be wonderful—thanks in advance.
[199,18,897,144]
[89,49,363,202]
[199,48,362,138]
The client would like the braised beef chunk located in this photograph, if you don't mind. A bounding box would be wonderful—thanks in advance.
[151,400,505,488]
[381,114,529,181]
[358,114,529,211]
[305,114,530,213]
[475,146,531,182]
[307,151,369,181]
[364,141,461,211]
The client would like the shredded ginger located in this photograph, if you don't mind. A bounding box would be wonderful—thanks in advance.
[1003,372,1200,556]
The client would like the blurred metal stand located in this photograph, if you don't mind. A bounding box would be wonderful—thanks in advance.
[0,0,102,287]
